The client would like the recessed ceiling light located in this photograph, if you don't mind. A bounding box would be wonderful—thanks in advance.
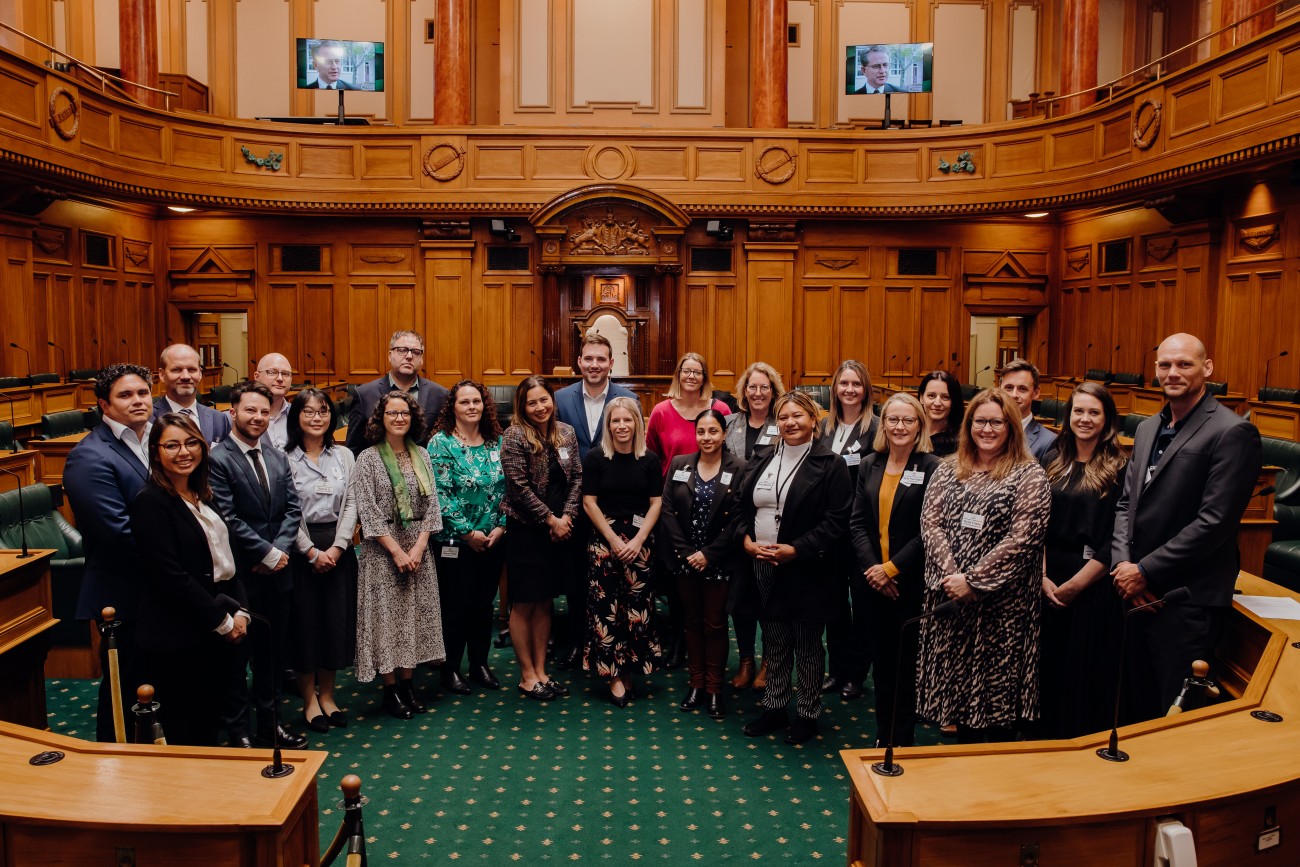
[167,206,196,213]
[1024,212,1049,219]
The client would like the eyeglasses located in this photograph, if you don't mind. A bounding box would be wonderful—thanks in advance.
[390,347,425,357]
[884,416,919,427]
[160,438,203,454]
[745,384,772,394]
[300,409,330,419]
[679,369,703,379]
[258,369,292,379]
[971,418,1007,430]
[384,410,412,419]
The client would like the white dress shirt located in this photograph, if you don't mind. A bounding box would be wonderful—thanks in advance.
[583,382,610,441]
[103,417,151,467]
[182,498,241,634]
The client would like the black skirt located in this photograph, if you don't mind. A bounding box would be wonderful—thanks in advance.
[288,522,358,672]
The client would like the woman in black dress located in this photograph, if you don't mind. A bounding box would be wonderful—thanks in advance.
[1039,381,1127,738]
[917,371,964,457]
[501,375,583,701]
[581,396,663,706]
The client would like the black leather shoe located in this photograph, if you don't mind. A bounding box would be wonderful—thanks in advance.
[255,725,308,750]
[468,664,500,690]
[785,716,819,745]
[840,681,863,700]
[554,647,582,671]
[441,670,472,695]
[667,641,687,670]
[304,712,330,734]
[229,735,254,749]
[706,693,726,719]
[399,679,428,713]
[540,679,569,698]
[518,682,556,701]
[679,688,703,712]
[609,685,630,708]
[743,709,788,737]
[493,629,512,648]
[821,675,845,694]
[383,686,414,719]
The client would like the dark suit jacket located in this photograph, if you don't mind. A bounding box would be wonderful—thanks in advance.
[553,380,636,460]
[854,83,899,94]
[1025,418,1058,462]
[730,439,853,623]
[151,397,231,444]
[658,451,746,574]
[849,451,940,579]
[65,423,152,620]
[208,435,303,593]
[129,484,246,651]
[346,374,449,454]
[1111,394,1262,606]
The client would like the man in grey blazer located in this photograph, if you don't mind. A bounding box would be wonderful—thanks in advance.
[345,330,448,454]
[152,343,231,444]
[1111,333,1261,720]
[209,380,306,748]
[1000,359,1057,461]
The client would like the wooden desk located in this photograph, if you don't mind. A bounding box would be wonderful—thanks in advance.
[1128,385,1166,416]
[0,449,38,492]
[0,720,325,866]
[28,431,89,522]
[0,550,56,729]
[0,382,89,434]
[842,572,1300,867]
[1249,400,1300,441]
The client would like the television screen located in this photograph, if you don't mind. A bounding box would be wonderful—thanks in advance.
[845,43,933,95]
[296,38,385,92]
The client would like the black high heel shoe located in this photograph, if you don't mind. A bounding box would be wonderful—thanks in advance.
[609,682,630,708]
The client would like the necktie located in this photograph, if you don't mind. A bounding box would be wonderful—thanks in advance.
[249,448,271,499]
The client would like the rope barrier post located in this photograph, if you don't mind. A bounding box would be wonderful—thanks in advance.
[98,606,126,743]
[130,684,167,745]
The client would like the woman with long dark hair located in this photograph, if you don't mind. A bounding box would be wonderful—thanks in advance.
[917,370,964,457]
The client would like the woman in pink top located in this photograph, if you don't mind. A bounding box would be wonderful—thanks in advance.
[646,352,732,477]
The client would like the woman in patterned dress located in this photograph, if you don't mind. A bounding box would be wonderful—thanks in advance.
[917,388,1050,743]
[351,390,445,720]
[429,380,507,695]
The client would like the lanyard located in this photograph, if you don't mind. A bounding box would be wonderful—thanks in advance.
[773,443,811,526]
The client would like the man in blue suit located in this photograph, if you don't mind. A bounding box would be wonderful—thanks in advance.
[209,380,305,749]
[999,359,1057,461]
[552,332,635,668]
[65,363,155,741]
[152,343,232,444]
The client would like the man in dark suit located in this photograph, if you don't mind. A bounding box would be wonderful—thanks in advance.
[153,343,231,444]
[310,40,355,90]
[345,330,448,454]
[853,46,899,94]
[1111,332,1261,721]
[64,363,155,741]
[209,380,306,749]
[999,358,1057,461]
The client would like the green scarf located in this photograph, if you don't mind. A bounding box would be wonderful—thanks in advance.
[377,437,433,528]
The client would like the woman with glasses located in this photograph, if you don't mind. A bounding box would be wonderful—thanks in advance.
[130,413,248,746]
[723,361,784,690]
[428,380,507,695]
[917,371,964,457]
[917,389,1050,743]
[284,388,358,733]
[351,391,445,720]
[848,393,938,747]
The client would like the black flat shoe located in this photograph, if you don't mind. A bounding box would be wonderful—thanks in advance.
[743,708,788,737]
[468,664,500,690]
[518,682,556,701]
[840,681,863,700]
[327,711,348,728]
[304,712,330,734]
[397,680,428,714]
[255,725,308,750]
[441,670,472,695]
[555,647,582,670]
[785,716,819,745]
[540,679,569,698]
[706,693,726,718]
[679,688,703,712]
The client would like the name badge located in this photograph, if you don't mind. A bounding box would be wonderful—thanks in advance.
[673,469,691,482]
[757,435,773,446]
[901,470,926,487]
[314,481,334,495]
[961,512,985,531]
[843,453,861,466]
[559,447,570,461]
[848,441,861,453]
[1083,545,1096,560]
[755,474,776,491]
[441,545,460,559]
[632,514,645,528]
[766,426,778,437]
[720,472,733,485]
[489,450,500,462]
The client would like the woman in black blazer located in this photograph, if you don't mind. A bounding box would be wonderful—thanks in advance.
[658,409,746,718]
[734,391,853,745]
[848,393,940,747]
[130,413,248,747]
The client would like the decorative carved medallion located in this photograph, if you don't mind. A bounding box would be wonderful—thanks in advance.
[1066,251,1090,272]
[815,255,858,270]
[938,151,975,174]
[1133,99,1161,150]
[544,240,560,255]
[1240,224,1279,253]
[748,222,799,243]
[566,208,654,256]
[1145,237,1177,262]
[33,227,67,258]
[123,241,150,267]
[48,87,79,141]
[755,146,797,185]
[423,143,466,182]
[421,220,471,240]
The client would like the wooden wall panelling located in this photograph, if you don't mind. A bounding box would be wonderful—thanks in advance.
[301,282,335,379]
[743,243,796,386]
[261,282,302,369]
[918,282,959,377]
[344,282,384,379]
[421,240,474,384]
[0,220,34,379]
[798,282,838,381]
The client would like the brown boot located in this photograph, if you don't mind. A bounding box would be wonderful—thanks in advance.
[751,658,769,691]
[731,657,756,689]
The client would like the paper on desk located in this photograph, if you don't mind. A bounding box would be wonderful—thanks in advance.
[1235,595,1300,620]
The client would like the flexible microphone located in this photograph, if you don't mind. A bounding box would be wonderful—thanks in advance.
[1110,344,1121,373]
[47,340,65,382]
[1140,345,1158,384]
[1252,484,1276,499]
[0,391,18,452]
[247,610,295,779]
[0,467,31,557]
[221,361,242,382]
[871,599,960,777]
[899,356,911,391]
[1083,342,1094,373]
[91,338,99,368]
[1097,585,1192,762]
[304,352,315,385]
[319,350,330,379]
[1262,350,1290,401]
[8,343,30,385]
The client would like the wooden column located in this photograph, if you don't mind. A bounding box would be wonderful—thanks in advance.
[1059,0,1097,115]
[750,0,787,129]
[434,0,471,125]
[119,0,160,107]
[1223,0,1276,45]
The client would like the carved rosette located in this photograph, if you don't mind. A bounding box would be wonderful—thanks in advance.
[1133,99,1162,151]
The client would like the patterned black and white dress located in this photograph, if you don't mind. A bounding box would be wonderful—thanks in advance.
[916,459,1050,729]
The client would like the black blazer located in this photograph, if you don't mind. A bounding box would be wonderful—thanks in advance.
[346,374,449,454]
[818,415,879,488]
[657,451,747,574]
[849,451,941,579]
[129,484,246,652]
[730,439,853,623]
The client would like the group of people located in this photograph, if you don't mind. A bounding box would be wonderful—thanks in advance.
[65,329,1261,751]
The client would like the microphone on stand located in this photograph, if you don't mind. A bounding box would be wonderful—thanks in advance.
[0,467,31,557]
[119,338,129,364]
[221,362,242,382]
[898,356,911,392]
[248,611,295,779]
[1109,344,1121,375]
[0,392,18,452]
[1097,585,1192,762]
[319,350,330,381]
[1083,342,1094,374]
[303,352,315,386]
[975,364,991,388]
[1140,345,1158,384]
[1035,340,1047,368]
[47,341,66,382]
[1262,350,1290,401]
[8,343,31,385]
[91,337,101,368]
[872,599,961,777]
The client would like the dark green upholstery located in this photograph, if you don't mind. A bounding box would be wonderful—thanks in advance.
[1205,380,1228,396]
[83,407,102,430]
[0,483,86,645]
[487,385,514,427]
[795,385,832,412]
[1122,412,1149,438]
[210,383,233,404]
[0,421,14,451]
[29,372,58,385]
[40,410,89,439]
[1258,387,1300,403]
[1084,368,1112,383]
[1112,372,1144,385]
[1037,398,1066,427]
[1262,436,1300,592]
[0,376,27,389]
[960,383,980,401]
[69,367,99,381]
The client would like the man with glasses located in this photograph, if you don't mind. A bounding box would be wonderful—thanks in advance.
[153,343,231,444]
[999,358,1056,460]
[346,330,448,454]
[253,352,294,450]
